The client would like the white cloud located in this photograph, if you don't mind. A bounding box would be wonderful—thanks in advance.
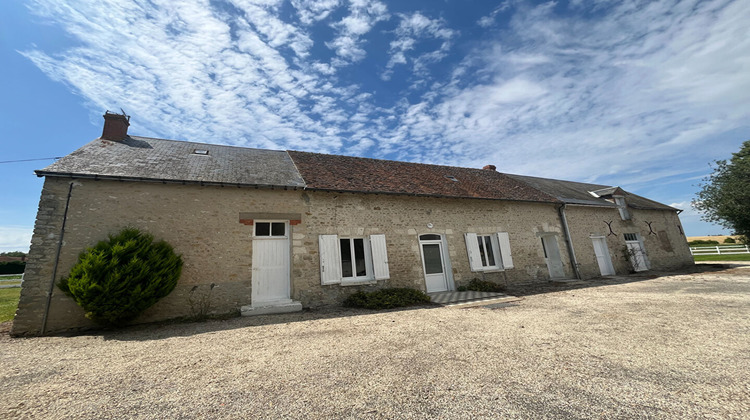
[0,227,33,253]
[393,0,750,183]
[383,12,456,80]
[18,0,750,201]
[292,0,341,25]
[476,1,512,27]
[325,0,389,63]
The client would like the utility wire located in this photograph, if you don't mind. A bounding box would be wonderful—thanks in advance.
[0,157,62,164]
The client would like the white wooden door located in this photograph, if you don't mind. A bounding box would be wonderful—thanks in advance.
[252,222,290,305]
[542,236,566,279]
[591,237,615,276]
[420,240,448,293]
[626,241,648,272]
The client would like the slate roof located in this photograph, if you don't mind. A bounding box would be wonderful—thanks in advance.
[506,174,677,211]
[38,135,677,212]
[37,136,306,188]
[287,151,558,203]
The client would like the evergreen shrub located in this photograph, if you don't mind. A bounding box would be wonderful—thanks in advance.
[58,228,183,326]
[343,288,431,310]
[456,278,505,293]
[723,237,736,243]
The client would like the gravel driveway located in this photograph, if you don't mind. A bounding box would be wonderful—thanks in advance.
[2,264,749,419]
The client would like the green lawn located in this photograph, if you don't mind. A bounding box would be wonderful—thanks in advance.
[0,274,23,280]
[0,288,21,323]
[693,254,750,262]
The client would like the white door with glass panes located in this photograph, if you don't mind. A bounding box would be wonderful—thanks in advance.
[624,233,648,272]
[420,234,448,293]
[541,235,566,279]
[252,221,290,305]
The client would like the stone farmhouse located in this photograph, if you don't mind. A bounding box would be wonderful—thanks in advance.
[12,113,693,335]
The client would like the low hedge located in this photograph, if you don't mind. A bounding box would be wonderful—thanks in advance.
[343,288,431,310]
[457,278,505,293]
[0,261,25,275]
[688,240,720,246]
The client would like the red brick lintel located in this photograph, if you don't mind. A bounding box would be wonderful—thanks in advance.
[239,219,302,226]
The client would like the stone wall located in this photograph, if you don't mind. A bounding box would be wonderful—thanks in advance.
[563,204,693,278]
[12,177,692,335]
[293,191,572,306]
[12,177,306,335]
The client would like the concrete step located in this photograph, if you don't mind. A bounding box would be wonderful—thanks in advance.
[241,300,303,316]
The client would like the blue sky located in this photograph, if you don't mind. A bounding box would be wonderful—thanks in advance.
[1,0,749,252]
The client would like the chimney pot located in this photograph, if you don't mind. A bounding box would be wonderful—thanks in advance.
[482,164,497,171]
[101,111,130,141]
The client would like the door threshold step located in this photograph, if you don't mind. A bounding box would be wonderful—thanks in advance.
[241,300,303,316]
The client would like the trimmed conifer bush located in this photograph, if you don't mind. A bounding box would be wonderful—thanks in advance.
[58,228,183,326]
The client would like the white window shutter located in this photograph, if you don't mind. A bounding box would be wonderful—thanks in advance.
[369,234,390,280]
[464,233,482,272]
[319,235,342,285]
[497,232,514,269]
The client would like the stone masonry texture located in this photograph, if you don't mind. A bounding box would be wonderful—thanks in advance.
[12,177,693,335]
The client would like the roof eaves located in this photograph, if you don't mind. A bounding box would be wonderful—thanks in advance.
[35,171,304,190]
[300,185,562,204]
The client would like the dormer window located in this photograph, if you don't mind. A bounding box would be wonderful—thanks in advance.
[614,196,630,220]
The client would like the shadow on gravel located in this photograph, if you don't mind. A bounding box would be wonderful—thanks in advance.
[88,304,441,342]
[27,263,743,342]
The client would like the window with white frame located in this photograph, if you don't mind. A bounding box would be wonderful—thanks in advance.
[477,234,499,269]
[254,221,286,237]
[340,238,369,279]
[319,234,390,285]
[614,196,630,220]
[465,232,514,272]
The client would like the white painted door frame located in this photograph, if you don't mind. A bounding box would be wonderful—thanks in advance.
[251,220,291,305]
[419,235,450,293]
[591,236,615,276]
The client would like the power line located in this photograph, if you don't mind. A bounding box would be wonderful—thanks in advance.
[0,157,62,164]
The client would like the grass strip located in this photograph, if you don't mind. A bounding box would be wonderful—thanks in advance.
[0,288,21,323]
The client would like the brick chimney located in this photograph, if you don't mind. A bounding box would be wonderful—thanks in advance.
[482,164,497,171]
[101,110,130,141]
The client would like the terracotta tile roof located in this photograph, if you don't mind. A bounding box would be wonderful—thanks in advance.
[287,151,559,203]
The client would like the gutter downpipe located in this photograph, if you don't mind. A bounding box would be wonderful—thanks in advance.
[41,182,74,335]
[558,203,582,280]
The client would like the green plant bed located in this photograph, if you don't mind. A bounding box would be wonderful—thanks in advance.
[343,288,431,310]
[693,254,750,262]
[456,278,505,293]
[0,288,21,323]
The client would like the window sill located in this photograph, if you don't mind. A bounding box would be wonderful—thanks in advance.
[479,268,505,273]
[340,279,378,286]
